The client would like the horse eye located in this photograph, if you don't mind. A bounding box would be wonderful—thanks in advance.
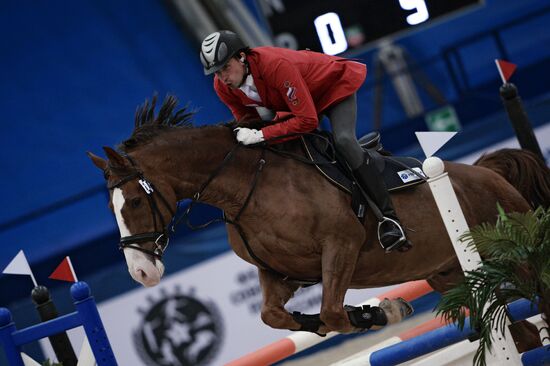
[131,197,142,208]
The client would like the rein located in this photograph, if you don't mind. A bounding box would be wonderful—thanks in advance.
[263,132,337,165]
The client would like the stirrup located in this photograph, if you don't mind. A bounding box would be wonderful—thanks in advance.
[377,217,407,253]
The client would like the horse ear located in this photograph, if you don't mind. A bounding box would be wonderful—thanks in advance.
[87,151,108,171]
[102,146,128,168]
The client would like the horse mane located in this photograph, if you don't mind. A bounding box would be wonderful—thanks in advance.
[118,94,260,153]
[475,148,550,209]
[119,94,195,152]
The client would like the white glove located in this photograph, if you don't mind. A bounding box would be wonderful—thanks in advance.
[234,127,265,145]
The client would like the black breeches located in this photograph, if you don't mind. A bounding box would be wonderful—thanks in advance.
[325,93,364,169]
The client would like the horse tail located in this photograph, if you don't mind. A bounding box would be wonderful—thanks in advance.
[474,148,550,209]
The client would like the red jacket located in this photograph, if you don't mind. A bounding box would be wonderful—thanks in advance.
[214,47,366,140]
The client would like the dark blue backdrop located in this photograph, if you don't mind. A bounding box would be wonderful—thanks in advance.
[0,0,549,364]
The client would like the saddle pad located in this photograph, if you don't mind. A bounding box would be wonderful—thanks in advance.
[301,133,426,194]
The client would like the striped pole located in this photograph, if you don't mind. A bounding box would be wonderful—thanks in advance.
[337,298,539,366]
[225,280,433,366]
[333,313,460,366]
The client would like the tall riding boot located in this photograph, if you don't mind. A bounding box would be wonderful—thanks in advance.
[353,155,411,252]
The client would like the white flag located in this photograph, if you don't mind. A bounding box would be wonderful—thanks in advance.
[415,131,457,158]
[2,250,38,286]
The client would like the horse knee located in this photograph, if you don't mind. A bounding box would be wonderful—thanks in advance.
[260,308,276,326]
[261,307,293,329]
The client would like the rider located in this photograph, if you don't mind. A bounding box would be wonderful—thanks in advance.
[199,30,409,252]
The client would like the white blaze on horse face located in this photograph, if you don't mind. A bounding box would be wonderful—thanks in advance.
[112,188,164,287]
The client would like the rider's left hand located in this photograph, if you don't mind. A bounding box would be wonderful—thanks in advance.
[234,127,264,145]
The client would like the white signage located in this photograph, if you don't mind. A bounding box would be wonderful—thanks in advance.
[42,251,394,365]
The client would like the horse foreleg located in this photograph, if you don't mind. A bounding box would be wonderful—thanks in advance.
[258,268,301,330]
[318,239,361,334]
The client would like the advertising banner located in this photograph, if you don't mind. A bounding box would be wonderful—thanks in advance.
[42,251,394,365]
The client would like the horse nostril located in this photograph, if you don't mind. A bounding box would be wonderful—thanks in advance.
[136,268,147,280]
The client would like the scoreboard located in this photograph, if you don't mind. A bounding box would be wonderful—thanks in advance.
[257,0,483,54]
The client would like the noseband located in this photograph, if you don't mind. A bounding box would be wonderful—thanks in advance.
[107,159,175,261]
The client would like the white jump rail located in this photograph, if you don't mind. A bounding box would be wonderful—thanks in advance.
[332,298,540,366]
[332,313,458,365]
[423,156,522,365]
[225,280,433,366]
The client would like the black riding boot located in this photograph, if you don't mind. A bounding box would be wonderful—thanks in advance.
[353,155,411,252]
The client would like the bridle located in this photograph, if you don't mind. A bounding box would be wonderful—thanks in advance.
[105,145,248,262]
[107,156,175,261]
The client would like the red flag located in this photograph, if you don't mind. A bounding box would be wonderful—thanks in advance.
[495,59,517,83]
[49,256,78,282]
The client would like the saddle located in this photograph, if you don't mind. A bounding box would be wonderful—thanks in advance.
[300,130,426,218]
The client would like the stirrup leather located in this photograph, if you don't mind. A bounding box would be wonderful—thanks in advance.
[377,217,407,253]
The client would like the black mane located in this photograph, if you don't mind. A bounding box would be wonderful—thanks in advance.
[119,94,195,152]
[118,94,270,152]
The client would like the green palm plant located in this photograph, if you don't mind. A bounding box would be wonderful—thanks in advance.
[436,205,550,366]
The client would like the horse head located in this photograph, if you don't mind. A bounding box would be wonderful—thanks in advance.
[87,95,242,288]
[88,146,178,287]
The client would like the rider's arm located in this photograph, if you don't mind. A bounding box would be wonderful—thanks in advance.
[214,78,260,122]
[260,59,318,140]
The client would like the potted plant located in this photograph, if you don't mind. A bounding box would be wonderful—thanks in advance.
[436,205,549,366]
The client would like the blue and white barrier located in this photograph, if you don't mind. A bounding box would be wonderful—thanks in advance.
[0,281,117,366]
[335,157,549,366]
[363,298,541,366]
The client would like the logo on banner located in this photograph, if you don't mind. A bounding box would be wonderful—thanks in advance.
[134,286,224,366]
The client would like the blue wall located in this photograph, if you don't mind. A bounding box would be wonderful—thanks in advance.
[0,0,549,364]
[0,0,230,267]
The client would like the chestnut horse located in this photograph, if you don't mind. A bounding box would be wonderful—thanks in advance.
[88,96,549,335]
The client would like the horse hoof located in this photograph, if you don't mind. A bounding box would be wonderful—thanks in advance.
[379,297,414,324]
[395,297,414,317]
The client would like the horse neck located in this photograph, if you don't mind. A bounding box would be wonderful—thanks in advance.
[131,126,261,215]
